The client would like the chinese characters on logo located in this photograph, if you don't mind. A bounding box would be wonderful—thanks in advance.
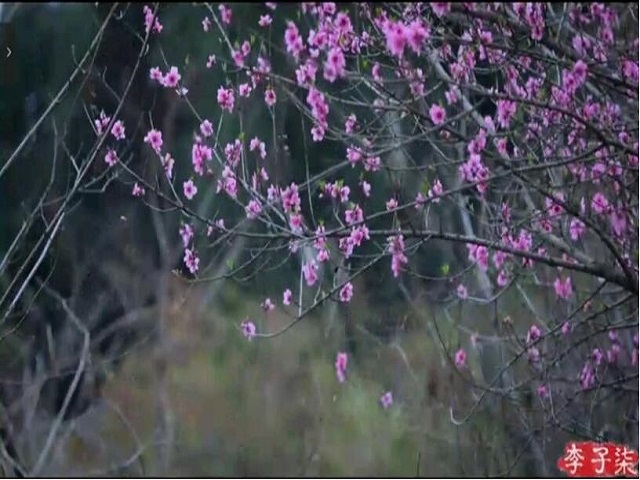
[557,442,639,478]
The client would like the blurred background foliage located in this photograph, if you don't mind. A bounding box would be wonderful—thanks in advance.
[0,2,636,477]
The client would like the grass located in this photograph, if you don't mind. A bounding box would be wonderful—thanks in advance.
[52,280,561,476]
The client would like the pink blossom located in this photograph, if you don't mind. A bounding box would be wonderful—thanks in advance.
[459,154,489,193]
[339,282,354,303]
[404,19,428,54]
[289,213,304,234]
[183,179,198,200]
[346,146,362,166]
[345,114,357,134]
[429,104,446,125]
[572,60,588,86]
[456,284,468,299]
[317,248,329,262]
[372,62,382,83]
[105,149,118,167]
[94,110,111,135]
[622,59,639,84]
[607,344,621,364]
[281,183,301,213]
[200,119,214,138]
[261,297,275,312]
[264,88,277,106]
[553,276,573,300]
[591,192,609,214]
[571,34,591,56]
[415,192,427,209]
[284,21,304,58]
[324,47,346,81]
[183,248,200,275]
[179,223,194,248]
[496,100,517,129]
[144,129,163,154]
[467,244,489,271]
[349,225,370,248]
[384,21,406,58]
[561,321,571,335]
[493,251,507,270]
[592,348,604,366]
[218,4,232,24]
[249,137,267,160]
[132,182,145,197]
[241,320,256,340]
[245,199,262,219]
[364,156,382,172]
[380,391,393,409]
[335,352,348,383]
[111,120,126,141]
[545,192,565,218]
[161,153,174,179]
[224,139,243,167]
[311,125,325,142]
[387,234,408,278]
[386,198,398,211]
[202,16,211,31]
[497,269,509,287]
[259,14,272,27]
[232,49,245,67]
[569,218,586,241]
[283,288,293,306]
[580,363,595,390]
[217,86,235,113]
[431,3,451,17]
[609,208,627,237]
[537,384,549,400]
[238,83,252,97]
[192,143,212,175]
[344,204,363,225]
[302,261,318,286]
[454,349,466,369]
[149,67,163,83]
[445,87,459,105]
[162,66,181,88]
[527,325,541,345]
[428,178,443,202]
[143,5,163,34]
[361,180,371,197]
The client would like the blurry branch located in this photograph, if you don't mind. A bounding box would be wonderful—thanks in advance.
[0,212,65,325]
[30,283,90,476]
[0,3,119,181]
[1,2,157,327]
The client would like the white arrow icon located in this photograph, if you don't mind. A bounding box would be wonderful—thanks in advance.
[6,47,10,58]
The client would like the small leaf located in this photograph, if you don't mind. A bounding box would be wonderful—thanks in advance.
[441,263,450,275]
